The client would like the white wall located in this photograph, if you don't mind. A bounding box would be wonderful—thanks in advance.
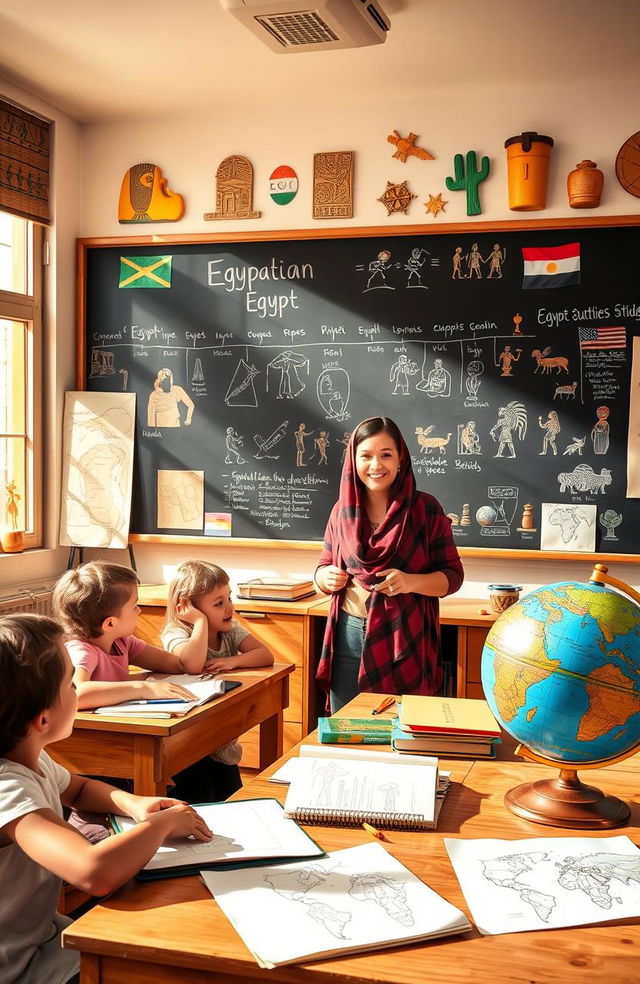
[0,78,82,589]
[7,63,640,598]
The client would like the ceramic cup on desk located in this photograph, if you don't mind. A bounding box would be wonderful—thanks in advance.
[488,584,522,614]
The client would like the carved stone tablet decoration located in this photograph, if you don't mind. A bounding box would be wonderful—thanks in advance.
[204,155,261,220]
[313,152,354,219]
[615,131,640,198]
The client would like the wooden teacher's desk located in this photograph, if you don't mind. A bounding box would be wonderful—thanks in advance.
[49,663,293,796]
[63,692,640,984]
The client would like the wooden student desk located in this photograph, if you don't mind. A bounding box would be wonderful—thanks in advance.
[49,663,293,796]
[63,691,640,984]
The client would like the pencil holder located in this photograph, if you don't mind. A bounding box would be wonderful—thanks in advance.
[488,584,521,614]
[504,131,554,210]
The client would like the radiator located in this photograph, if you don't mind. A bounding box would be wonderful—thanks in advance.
[0,580,56,616]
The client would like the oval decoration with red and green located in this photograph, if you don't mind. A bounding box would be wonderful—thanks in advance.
[269,165,298,205]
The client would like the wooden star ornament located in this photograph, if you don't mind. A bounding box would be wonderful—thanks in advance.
[377,180,417,216]
[424,192,448,219]
[387,130,435,163]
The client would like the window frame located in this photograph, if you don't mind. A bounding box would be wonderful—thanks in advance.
[0,219,43,549]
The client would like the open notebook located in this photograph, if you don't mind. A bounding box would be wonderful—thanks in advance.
[93,673,240,717]
[202,841,471,967]
[111,798,323,879]
[282,745,440,830]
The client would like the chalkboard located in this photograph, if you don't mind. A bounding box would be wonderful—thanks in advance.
[78,218,640,558]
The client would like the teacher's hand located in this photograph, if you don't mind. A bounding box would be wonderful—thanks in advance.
[375,568,412,596]
[315,565,349,594]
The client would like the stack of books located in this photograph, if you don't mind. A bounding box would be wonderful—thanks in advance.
[392,694,501,758]
[235,577,316,601]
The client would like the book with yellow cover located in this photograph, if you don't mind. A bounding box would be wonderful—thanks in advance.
[399,695,501,738]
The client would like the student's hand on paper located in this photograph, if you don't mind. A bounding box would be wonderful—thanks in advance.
[142,679,196,701]
[374,568,411,596]
[158,803,213,841]
[176,596,206,626]
[126,796,187,823]
[315,565,349,594]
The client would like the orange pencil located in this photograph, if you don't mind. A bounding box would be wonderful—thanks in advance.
[362,822,387,841]
[371,695,396,715]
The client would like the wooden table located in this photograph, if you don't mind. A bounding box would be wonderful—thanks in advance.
[63,692,640,984]
[50,663,293,796]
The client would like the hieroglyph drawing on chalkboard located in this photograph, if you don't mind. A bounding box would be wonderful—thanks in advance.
[404,248,430,288]
[451,241,507,280]
[457,421,482,455]
[390,354,418,395]
[267,350,309,399]
[495,344,522,377]
[254,422,288,460]
[627,337,640,497]
[226,359,259,407]
[147,369,194,427]
[538,411,561,455]
[294,423,315,466]
[557,464,612,495]
[531,348,570,375]
[464,360,484,404]
[60,392,135,549]
[416,357,451,397]
[562,435,586,456]
[225,428,245,464]
[541,503,596,551]
[157,470,203,530]
[363,249,396,291]
[314,431,330,465]
[192,359,205,385]
[490,402,527,458]
[553,381,577,400]
[415,427,453,457]
[591,406,610,454]
[318,368,350,421]
[600,509,622,541]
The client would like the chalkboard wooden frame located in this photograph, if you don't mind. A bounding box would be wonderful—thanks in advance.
[77,215,640,563]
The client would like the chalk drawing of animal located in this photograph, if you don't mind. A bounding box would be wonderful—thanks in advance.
[415,425,453,456]
[563,436,586,456]
[558,464,612,494]
[554,381,577,400]
[531,347,569,374]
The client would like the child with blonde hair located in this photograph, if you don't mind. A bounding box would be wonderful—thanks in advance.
[161,560,274,795]
[0,613,210,984]
[52,562,233,835]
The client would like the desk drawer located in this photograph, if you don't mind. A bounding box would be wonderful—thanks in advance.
[234,611,304,666]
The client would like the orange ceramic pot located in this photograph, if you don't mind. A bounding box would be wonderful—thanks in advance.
[1,530,25,552]
[505,131,554,210]
[568,160,604,208]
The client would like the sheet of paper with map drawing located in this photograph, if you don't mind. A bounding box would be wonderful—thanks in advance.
[201,841,471,967]
[445,834,640,935]
[540,501,597,551]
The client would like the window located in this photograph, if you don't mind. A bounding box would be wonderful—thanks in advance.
[0,210,43,548]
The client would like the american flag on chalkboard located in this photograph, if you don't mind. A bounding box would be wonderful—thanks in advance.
[578,326,627,350]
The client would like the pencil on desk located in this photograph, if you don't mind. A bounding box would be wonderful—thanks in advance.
[362,822,386,841]
[371,695,396,715]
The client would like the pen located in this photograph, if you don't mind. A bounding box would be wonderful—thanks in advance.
[138,698,189,704]
[371,695,396,715]
[362,822,387,841]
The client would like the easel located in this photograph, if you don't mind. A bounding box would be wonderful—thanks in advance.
[67,543,138,572]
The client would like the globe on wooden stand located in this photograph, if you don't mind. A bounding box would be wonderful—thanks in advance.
[481,564,640,829]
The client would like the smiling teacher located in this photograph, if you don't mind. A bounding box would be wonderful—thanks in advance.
[314,417,464,713]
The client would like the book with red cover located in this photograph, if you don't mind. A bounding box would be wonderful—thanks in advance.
[399,695,501,739]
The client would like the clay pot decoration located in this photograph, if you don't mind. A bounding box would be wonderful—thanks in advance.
[504,131,554,211]
[567,160,604,208]
[0,530,25,553]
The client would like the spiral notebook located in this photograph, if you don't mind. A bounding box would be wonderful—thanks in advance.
[282,748,439,830]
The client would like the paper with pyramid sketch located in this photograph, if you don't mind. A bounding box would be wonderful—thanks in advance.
[201,842,470,967]
[445,834,640,935]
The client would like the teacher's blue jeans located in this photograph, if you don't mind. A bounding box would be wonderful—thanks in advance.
[330,610,367,714]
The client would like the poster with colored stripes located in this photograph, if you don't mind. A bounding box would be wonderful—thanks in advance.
[522,243,580,289]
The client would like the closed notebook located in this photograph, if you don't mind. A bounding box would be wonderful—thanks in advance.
[283,746,439,830]
[318,716,393,745]
[236,578,315,600]
[201,841,471,968]
[391,722,498,758]
[400,694,501,738]
[111,798,324,880]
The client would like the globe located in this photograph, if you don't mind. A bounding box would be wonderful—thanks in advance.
[481,578,640,765]
[480,568,640,827]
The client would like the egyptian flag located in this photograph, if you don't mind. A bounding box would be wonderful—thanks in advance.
[522,243,580,289]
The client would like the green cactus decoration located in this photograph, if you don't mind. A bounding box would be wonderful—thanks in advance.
[445,151,490,216]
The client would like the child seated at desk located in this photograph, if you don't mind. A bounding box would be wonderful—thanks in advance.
[0,613,211,984]
[161,560,275,784]
[52,561,238,839]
